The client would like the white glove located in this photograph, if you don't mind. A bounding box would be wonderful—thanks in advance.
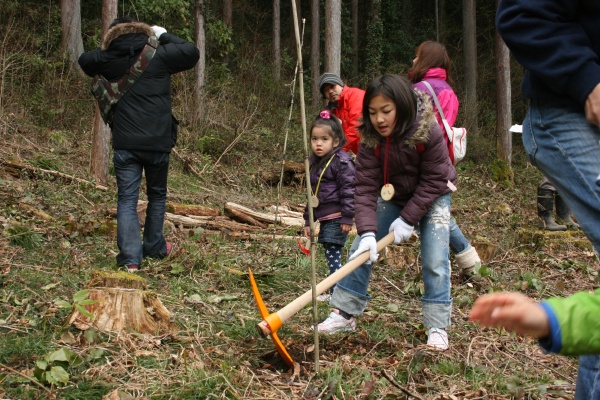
[389,217,414,244]
[151,25,167,39]
[349,232,378,263]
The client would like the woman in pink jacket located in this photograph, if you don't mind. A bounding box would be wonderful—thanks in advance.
[410,41,481,280]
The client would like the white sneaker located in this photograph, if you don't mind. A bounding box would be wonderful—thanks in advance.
[316,293,331,302]
[427,328,449,350]
[317,309,356,334]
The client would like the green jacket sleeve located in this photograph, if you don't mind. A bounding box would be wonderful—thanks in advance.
[540,288,600,356]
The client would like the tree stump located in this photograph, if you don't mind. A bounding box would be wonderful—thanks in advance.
[69,270,175,334]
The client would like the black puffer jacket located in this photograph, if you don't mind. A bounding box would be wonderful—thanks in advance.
[78,22,199,152]
[355,90,457,232]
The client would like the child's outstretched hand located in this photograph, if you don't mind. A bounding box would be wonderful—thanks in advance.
[469,292,550,338]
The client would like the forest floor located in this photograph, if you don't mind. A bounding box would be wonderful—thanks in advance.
[0,125,596,399]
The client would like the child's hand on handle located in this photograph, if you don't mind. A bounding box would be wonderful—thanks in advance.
[469,292,550,338]
[389,217,414,244]
[303,226,311,238]
[341,223,353,234]
[349,232,378,263]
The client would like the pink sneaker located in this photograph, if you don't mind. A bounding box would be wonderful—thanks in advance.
[317,309,356,334]
[166,242,173,256]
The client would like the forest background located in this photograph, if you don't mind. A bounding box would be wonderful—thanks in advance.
[1,0,597,399]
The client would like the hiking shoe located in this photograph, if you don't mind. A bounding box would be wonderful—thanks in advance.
[317,293,332,302]
[427,327,449,350]
[126,264,139,272]
[166,242,173,256]
[317,309,356,334]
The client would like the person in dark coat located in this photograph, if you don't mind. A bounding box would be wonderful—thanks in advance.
[303,110,356,301]
[78,17,199,271]
[317,74,457,351]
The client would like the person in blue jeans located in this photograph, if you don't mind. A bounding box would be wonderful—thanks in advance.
[481,1,600,398]
[410,40,481,279]
[317,74,457,351]
[79,17,199,271]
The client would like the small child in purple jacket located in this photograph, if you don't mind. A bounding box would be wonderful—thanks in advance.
[303,111,356,301]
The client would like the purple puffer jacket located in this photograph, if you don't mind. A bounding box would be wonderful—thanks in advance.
[303,147,356,226]
[354,90,457,232]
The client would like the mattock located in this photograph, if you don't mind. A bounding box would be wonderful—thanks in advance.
[249,232,395,365]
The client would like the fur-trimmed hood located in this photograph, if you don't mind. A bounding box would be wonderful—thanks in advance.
[360,89,438,149]
[101,22,153,50]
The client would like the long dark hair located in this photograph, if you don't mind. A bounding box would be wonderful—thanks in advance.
[359,74,417,139]
[309,111,346,172]
[409,40,453,86]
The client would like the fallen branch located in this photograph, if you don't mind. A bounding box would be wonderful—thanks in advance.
[225,202,303,227]
[0,361,55,398]
[380,369,425,400]
[1,160,108,191]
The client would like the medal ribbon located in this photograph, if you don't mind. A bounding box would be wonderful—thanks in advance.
[383,137,390,186]
[312,154,336,199]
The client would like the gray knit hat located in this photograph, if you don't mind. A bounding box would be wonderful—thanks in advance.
[319,73,344,97]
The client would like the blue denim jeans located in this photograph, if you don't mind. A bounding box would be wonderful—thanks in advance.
[449,217,472,255]
[330,194,452,328]
[523,98,600,398]
[523,98,600,253]
[576,355,600,400]
[113,149,170,266]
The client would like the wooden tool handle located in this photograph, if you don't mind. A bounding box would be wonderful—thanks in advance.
[257,232,395,337]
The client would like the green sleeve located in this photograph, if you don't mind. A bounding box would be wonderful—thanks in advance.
[545,288,600,356]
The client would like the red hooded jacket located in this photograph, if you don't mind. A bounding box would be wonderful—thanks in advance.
[331,85,365,154]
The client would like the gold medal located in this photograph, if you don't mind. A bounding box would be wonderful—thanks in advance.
[311,195,320,208]
[381,183,395,201]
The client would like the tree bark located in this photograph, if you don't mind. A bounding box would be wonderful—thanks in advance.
[324,0,341,75]
[60,0,84,75]
[195,0,206,118]
[223,0,232,28]
[495,8,512,166]
[351,0,358,76]
[69,271,174,334]
[273,0,281,81]
[462,0,478,136]
[310,0,320,108]
[90,0,117,185]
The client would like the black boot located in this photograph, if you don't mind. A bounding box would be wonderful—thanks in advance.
[537,188,567,231]
[555,193,580,229]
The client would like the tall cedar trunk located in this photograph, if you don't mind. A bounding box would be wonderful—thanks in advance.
[495,14,512,166]
[223,0,232,28]
[90,0,117,185]
[60,0,84,75]
[195,0,206,118]
[351,0,358,76]
[462,0,478,136]
[222,0,232,65]
[273,0,281,81]
[324,0,341,75]
[310,0,320,108]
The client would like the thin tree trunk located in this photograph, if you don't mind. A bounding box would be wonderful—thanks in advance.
[462,0,478,136]
[310,0,320,107]
[195,0,206,118]
[223,0,232,28]
[273,0,281,81]
[60,0,84,75]
[90,0,117,185]
[351,0,358,76]
[495,10,512,166]
[324,0,341,74]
